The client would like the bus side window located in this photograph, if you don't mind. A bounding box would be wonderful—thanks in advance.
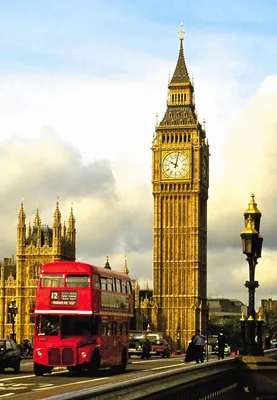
[120,322,127,335]
[121,281,127,294]
[127,281,132,294]
[93,274,100,289]
[101,277,107,290]
[112,321,117,335]
[115,278,121,292]
[107,322,112,336]
[116,322,121,335]
[101,322,108,336]
[107,278,113,291]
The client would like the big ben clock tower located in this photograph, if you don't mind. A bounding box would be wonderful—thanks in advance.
[152,24,209,348]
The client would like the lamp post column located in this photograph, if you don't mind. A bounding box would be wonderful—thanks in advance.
[8,301,18,342]
[240,194,263,356]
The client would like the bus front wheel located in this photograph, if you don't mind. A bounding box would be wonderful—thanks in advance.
[87,352,100,376]
[34,362,50,376]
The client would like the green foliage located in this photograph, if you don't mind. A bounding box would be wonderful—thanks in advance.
[264,309,277,339]
[208,309,277,350]
[208,314,242,351]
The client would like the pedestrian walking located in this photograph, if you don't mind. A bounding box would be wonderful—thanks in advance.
[193,329,205,364]
[217,329,226,359]
[141,338,151,359]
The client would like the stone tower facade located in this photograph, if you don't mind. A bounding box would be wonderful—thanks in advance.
[0,201,76,343]
[152,25,209,349]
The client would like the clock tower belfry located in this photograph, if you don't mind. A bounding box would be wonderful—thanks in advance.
[152,24,209,348]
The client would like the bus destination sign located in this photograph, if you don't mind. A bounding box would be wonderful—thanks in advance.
[50,291,78,306]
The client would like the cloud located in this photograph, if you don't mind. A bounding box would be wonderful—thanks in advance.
[207,75,277,304]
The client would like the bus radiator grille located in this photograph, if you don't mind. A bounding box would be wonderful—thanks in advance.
[62,348,74,365]
[48,348,60,365]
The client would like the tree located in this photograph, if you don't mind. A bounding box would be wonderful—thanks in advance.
[263,309,277,339]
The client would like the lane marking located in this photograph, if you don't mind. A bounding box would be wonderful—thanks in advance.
[0,395,15,398]
[32,377,109,391]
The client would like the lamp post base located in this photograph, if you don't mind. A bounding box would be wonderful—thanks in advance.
[239,356,277,398]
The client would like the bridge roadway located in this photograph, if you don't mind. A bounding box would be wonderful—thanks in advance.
[0,355,218,399]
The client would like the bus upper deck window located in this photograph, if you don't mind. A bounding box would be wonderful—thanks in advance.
[127,281,132,294]
[41,274,64,287]
[93,274,100,289]
[66,275,90,288]
[121,281,127,294]
[115,279,121,292]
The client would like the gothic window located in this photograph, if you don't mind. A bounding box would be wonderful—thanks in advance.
[181,93,184,102]
[171,94,174,103]
[188,135,191,142]
[175,135,178,142]
[162,135,165,143]
[30,302,35,323]
[169,112,172,118]
[184,135,187,142]
[178,94,180,102]
[180,119,183,125]
[34,263,42,279]
[171,120,174,126]
[187,119,190,124]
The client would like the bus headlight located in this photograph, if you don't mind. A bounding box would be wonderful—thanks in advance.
[81,351,87,359]
[36,350,43,357]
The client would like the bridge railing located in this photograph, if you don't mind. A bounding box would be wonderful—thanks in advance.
[44,349,277,400]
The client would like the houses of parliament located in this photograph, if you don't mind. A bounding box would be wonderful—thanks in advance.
[1,25,209,346]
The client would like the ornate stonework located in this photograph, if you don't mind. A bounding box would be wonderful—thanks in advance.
[0,201,76,343]
[152,27,209,349]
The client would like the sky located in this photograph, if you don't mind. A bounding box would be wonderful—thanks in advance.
[1,0,277,309]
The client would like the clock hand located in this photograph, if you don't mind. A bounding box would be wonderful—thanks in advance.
[174,152,180,168]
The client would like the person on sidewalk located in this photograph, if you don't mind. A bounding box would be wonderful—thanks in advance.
[217,329,226,359]
[193,329,205,364]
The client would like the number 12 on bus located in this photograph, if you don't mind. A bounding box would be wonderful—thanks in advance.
[33,261,133,376]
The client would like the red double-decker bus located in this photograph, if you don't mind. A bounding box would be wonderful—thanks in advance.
[33,261,133,376]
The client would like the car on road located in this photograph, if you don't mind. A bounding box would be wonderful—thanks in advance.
[224,344,231,356]
[150,339,171,358]
[0,338,21,373]
[128,339,143,358]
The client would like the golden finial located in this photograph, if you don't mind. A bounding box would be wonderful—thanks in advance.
[257,311,263,321]
[123,255,129,275]
[244,193,261,214]
[241,215,258,235]
[104,256,111,270]
[179,23,184,41]
[240,312,245,321]
[155,113,159,127]
[135,278,140,291]
[146,281,149,291]
[248,315,254,321]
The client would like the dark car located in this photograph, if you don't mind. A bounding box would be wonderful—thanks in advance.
[128,339,143,358]
[0,338,21,373]
[150,339,171,358]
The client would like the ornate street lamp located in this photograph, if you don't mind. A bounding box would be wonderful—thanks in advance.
[176,328,181,355]
[8,300,18,342]
[240,194,264,356]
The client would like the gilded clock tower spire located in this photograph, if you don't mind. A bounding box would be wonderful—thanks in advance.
[152,24,209,348]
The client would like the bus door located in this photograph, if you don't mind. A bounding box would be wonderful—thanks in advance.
[101,321,114,366]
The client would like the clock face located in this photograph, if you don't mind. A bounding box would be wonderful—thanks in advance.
[163,152,189,178]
